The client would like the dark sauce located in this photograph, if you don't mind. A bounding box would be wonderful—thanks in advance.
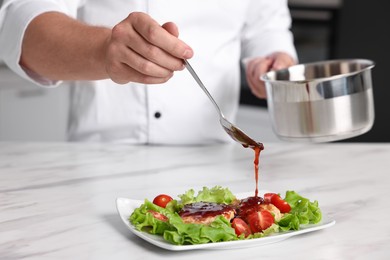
[179,202,234,218]
[242,142,264,198]
[228,125,264,198]
[237,196,264,221]
[178,131,265,223]
[253,145,263,197]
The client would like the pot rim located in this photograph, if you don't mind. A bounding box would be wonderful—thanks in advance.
[261,58,375,84]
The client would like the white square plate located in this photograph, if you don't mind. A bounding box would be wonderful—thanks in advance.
[116,193,336,251]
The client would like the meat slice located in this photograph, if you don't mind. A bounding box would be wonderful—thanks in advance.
[179,202,235,225]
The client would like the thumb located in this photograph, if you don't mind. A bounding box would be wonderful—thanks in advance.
[162,22,179,37]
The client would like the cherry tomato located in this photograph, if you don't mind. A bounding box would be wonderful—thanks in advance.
[264,193,291,213]
[247,210,274,233]
[231,218,252,238]
[152,194,173,208]
[148,210,168,222]
[264,193,276,203]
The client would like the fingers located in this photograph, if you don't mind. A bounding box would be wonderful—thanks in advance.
[130,12,192,59]
[246,58,272,99]
[268,52,296,70]
[162,22,179,38]
[108,22,177,77]
[105,42,174,84]
[245,52,296,99]
[106,60,173,84]
[105,12,193,84]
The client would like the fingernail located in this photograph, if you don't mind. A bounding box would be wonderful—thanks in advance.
[183,48,193,59]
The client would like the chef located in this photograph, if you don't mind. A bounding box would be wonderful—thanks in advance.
[0,0,297,145]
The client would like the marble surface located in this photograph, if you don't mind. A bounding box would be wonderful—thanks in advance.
[1,141,390,259]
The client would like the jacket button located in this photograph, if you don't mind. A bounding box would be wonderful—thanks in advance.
[154,112,161,119]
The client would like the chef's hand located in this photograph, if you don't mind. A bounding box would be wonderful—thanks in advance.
[245,52,295,99]
[105,12,193,84]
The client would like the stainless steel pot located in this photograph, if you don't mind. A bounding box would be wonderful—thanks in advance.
[261,59,375,142]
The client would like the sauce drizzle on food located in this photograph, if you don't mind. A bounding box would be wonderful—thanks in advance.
[237,196,264,221]
[179,202,234,218]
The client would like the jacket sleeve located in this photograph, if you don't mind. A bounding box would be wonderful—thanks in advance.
[241,0,298,62]
[0,0,83,86]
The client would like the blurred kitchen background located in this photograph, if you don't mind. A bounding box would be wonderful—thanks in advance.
[0,0,389,142]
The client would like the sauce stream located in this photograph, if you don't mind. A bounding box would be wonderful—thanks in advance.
[241,142,264,197]
[253,145,262,197]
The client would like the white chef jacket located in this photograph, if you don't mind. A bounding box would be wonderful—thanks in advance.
[0,0,296,145]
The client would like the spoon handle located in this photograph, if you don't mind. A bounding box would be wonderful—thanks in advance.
[183,60,224,118]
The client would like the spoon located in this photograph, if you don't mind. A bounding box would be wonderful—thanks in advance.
[184,60,264,149]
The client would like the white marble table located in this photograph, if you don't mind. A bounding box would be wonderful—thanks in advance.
[1,142,389,259]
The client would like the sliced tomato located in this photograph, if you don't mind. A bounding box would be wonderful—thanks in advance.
[231,218,252,238]
[152,194,173,208]
[247,210,274,233]
[148,210,168,222]
[264,193,276,203]
[271,195,291,213]
[264,193,291,213]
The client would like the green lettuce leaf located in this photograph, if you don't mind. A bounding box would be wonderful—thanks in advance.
[129,197,237,245]
[250,223,280,239]
[163,215,237,245]
[178,186,237,205]
[277,191,322,231]
[129,200,174,235]
[129,187,323,245]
